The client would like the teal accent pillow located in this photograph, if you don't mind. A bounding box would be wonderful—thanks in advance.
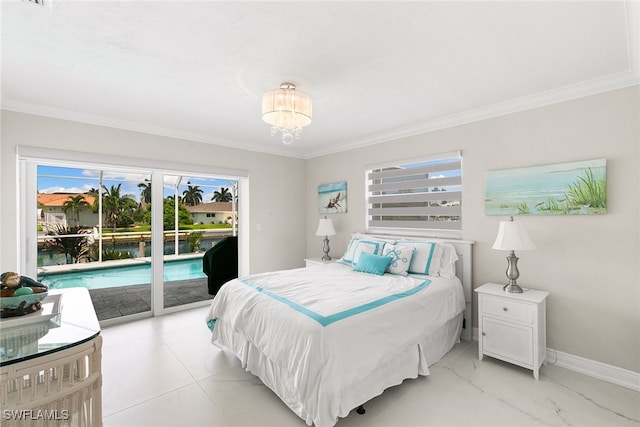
[353,252,392,276]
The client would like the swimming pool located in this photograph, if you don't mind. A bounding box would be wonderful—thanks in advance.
[38,258,206,290]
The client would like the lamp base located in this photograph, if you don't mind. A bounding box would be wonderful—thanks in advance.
[503,283,524,293]
[503,251,524,293]
[321,236,332,261]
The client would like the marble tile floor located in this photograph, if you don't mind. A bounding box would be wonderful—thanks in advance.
[102,306,639,427]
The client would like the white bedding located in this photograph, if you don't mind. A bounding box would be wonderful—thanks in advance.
[205,262,465,427]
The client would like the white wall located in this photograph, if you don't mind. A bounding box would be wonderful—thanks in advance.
[0,119,3,266]
[0,111,307,275]
[2,87,638,373]
[306,86,640,373]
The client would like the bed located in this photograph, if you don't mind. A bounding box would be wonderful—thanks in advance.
[205,234,474,427]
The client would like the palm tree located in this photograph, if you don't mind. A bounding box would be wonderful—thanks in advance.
[86,187,100,213]
[182,185,203,206]
[138,181,151,205]
[212,187,232,202]
[62,195,89,226]
[101,184,136,232]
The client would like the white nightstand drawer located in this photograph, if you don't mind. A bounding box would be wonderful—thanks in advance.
[482,295,533,324]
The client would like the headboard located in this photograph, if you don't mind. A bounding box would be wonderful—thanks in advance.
[363,234,475,341]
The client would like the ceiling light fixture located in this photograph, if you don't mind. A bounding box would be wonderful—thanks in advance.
[261,82,312,145]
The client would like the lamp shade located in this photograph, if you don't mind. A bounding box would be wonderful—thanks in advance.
[262,84,312,128]
[492,220,535,251]
[315,218,336,237]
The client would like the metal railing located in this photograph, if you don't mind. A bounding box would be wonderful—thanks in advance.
[37,228,234,264]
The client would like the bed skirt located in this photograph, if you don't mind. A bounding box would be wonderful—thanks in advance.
[211,312,463,426]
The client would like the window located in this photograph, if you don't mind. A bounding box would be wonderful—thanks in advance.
[18,145,248,324]
[366,151,462,238]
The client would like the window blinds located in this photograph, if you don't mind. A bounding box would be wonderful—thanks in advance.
[366,154,462,233]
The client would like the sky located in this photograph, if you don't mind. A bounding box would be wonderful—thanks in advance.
[37,165,236,202]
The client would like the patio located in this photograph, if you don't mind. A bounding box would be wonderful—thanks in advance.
[88,278,213,321]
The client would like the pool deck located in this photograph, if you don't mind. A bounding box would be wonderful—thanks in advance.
[38,254,215,322]
[89,277,213,321]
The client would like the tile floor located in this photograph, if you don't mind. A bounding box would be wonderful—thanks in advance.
[101,307,639,427]
[89,278,212,321]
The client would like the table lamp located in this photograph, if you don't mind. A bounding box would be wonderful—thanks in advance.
[492,216,535,293]
[315,217,336,261]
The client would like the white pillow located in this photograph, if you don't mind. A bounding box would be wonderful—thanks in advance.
[382,243,415,276]
[438,243,459,279]
[341,235,387,265]
[396,240,443,276]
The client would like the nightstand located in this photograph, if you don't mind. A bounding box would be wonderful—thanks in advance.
[475,283,549,379]
[305,258,336,267]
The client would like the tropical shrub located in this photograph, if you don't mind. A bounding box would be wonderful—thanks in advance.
[43,224,93,264]
[141,197,193,230]
[102,249,134,260]
[187,231,204,253]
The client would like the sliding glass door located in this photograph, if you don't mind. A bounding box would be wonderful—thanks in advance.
[33,164,154,322]
[19,150,243,324]
[160,174,237,311]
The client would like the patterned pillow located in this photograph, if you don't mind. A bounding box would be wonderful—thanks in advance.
[353,253,392,276]
[382,243,415,276]
[395,241,443,276]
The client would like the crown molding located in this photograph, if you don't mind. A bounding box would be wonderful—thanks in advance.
[1,100,307,160]
[303,71,640,159]
[3,70,638,162]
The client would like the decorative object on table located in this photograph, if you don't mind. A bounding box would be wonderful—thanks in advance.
[485,158,607,216]
[0,293,62,328]
[262,82,312,145]
[315,217,336,261]
[0,272,49,318]
[492,217,535,293]
[318,181,347,214]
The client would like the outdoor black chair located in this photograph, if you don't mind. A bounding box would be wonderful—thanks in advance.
[203,236,238,295]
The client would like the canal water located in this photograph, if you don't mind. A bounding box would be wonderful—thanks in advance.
[38,237,222,267]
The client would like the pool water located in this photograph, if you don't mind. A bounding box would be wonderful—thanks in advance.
[39,258,206,290]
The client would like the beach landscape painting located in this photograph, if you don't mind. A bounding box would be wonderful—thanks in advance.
[485,158,606,215]
[318,181,347,214]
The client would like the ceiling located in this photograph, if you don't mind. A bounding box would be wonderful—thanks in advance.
[2,1,638,159]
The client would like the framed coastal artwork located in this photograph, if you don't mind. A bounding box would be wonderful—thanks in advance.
[485,158,606,215]
[318,181,347,214]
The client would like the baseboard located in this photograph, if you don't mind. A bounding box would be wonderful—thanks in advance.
[546,348,640,392]
[472,327,640,391]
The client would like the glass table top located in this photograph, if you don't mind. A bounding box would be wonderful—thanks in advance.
[0,288,100,366]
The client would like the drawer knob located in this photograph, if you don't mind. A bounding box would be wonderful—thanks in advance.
[503,307,508,311]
